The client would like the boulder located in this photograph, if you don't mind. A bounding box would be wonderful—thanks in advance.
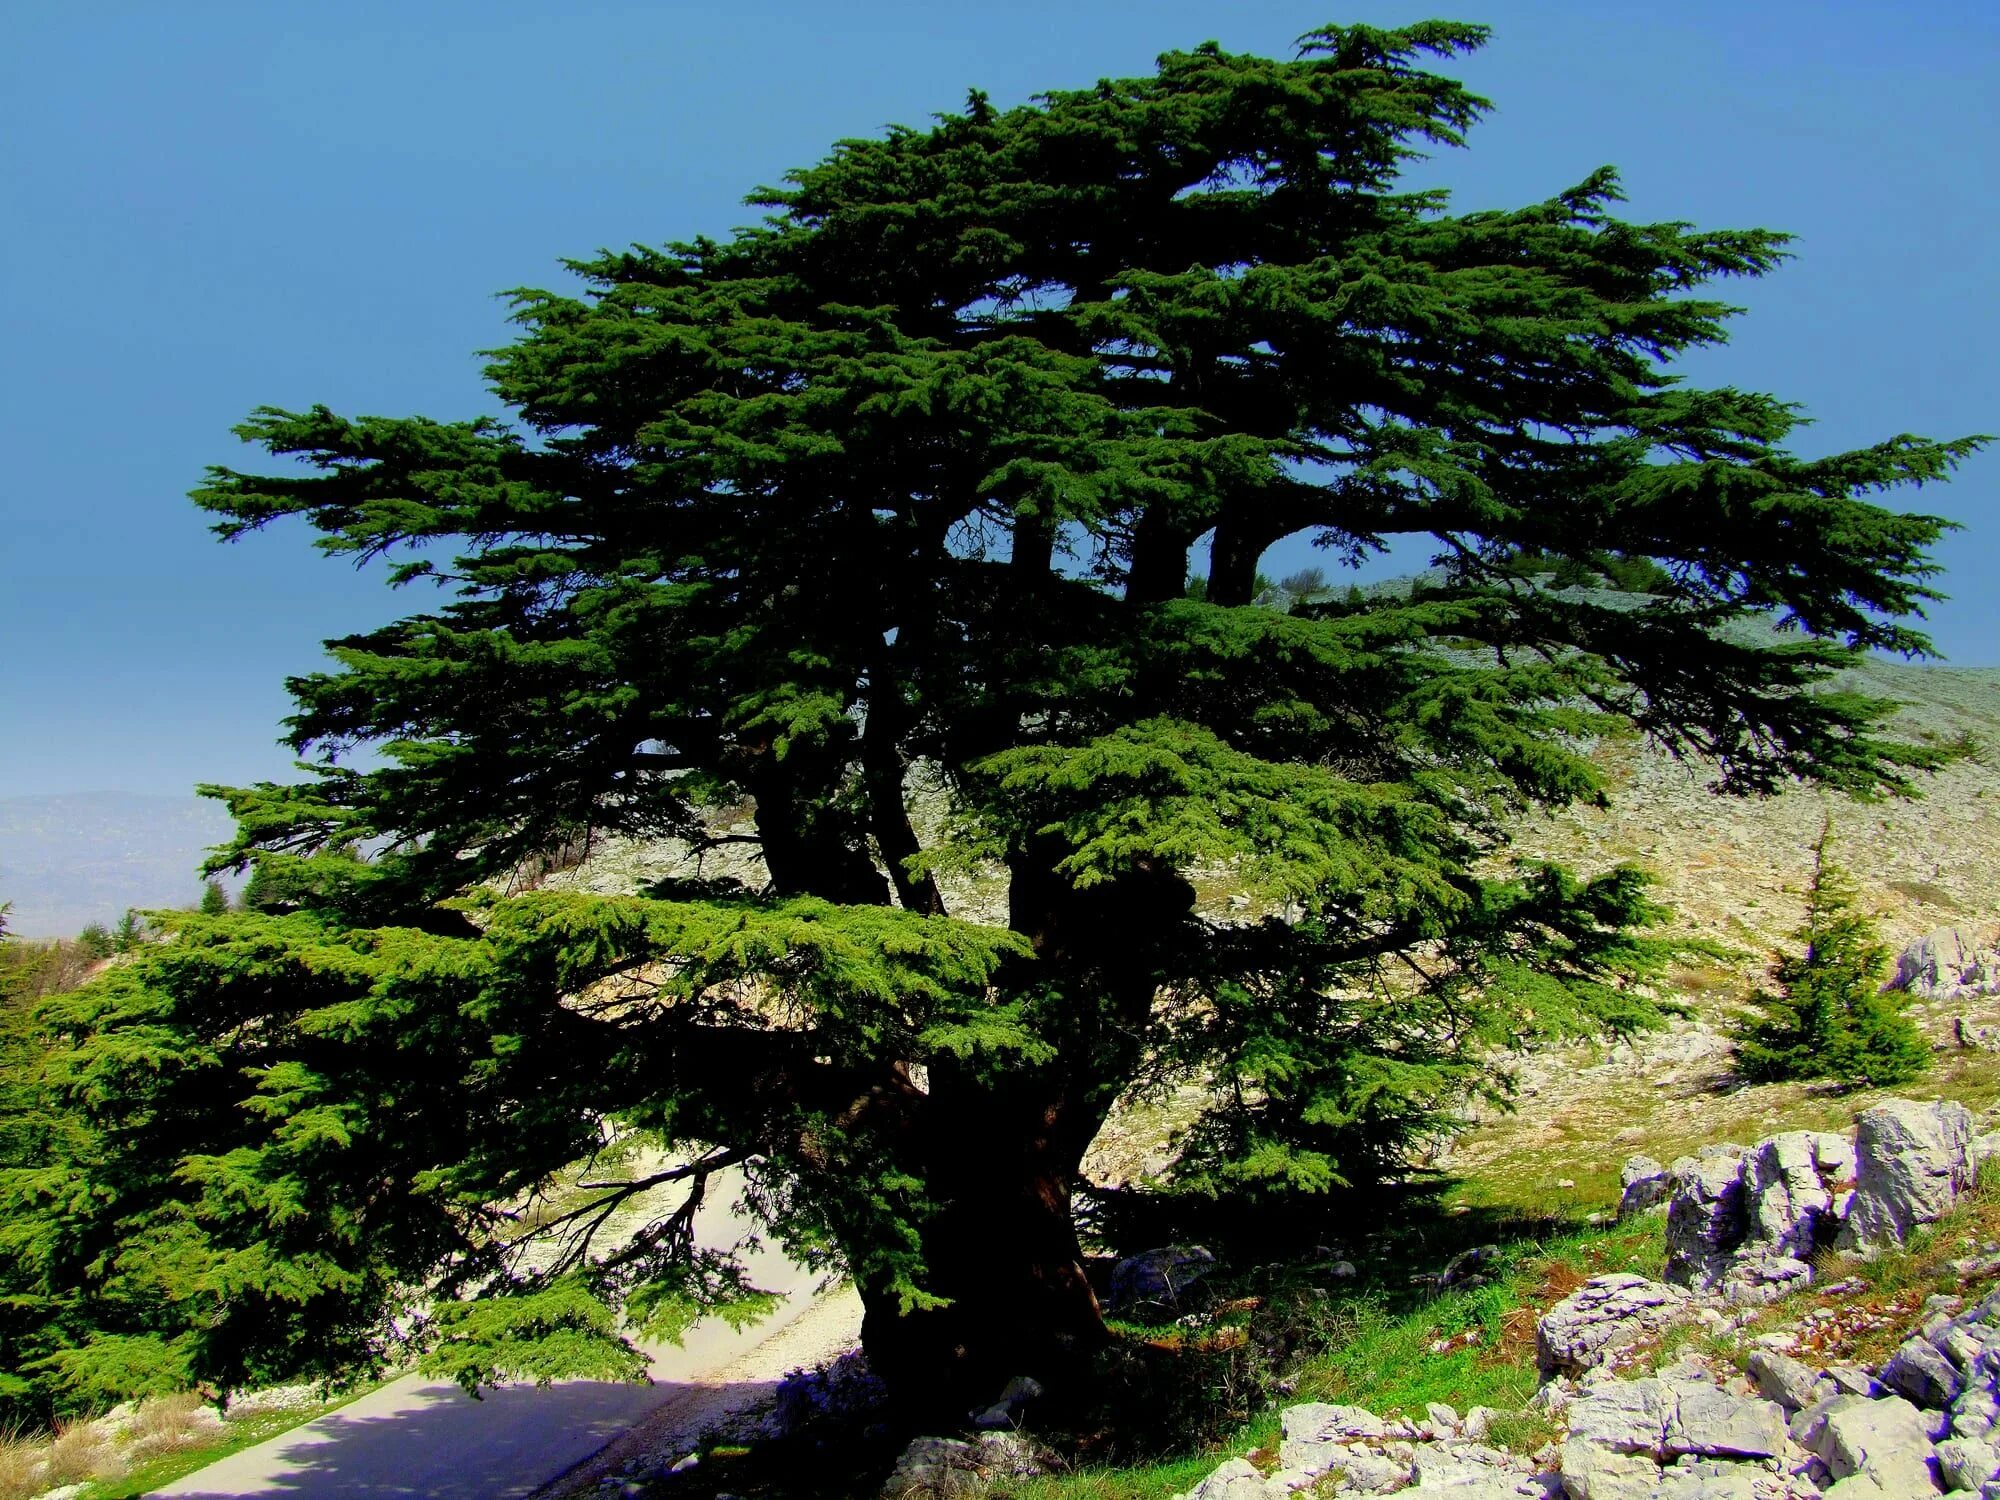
[1891,930,2000,1003]
[1747,1348,1833,1413]
[1664,1150,1748,1289]
[1826,1367,1884,1399]
[1840,1099,1978,1252]
[1937,1435,2000,1492]
[1885,1334,1968,1409]
[1439,1244,1506,1291]
[969,1374,1043,1430]
[881,1433,1048,1497]
[1323,1448,1411,1493]
[1180,1458,1279,1500]
[1798,1392,1940,1493]
[1665,1129,1856,1296]
[1407,1440,1537,1491]
[1108,1245,1216,1313]
[1662,1381,1788,1459]
[1741,1131,1854,1260]
[1564,1378,1677,1455]
[1619,1157,1672,1219]
[1538,1275,1694,1379]
[1556,1440,1660,1500]
[1717,1253,1814,1307]
[1277,1402,1389,1477]
[1954,1383,2000,1441]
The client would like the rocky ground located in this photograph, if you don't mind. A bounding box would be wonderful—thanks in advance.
[1155,1097,2000,1498]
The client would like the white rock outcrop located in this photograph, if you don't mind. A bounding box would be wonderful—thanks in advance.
[1890,930,2000,1003]
[1838,1099,1978,1252]
[1538,1276,1695,1379]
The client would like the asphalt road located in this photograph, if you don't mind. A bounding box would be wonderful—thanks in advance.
[153,1179,830,1499]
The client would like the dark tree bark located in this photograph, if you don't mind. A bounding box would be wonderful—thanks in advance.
[862,711,946,915]
[1126,504,1192,605]
[856,1065,1109,1417]
[746,744,891,905]
[850,847,1197,1416]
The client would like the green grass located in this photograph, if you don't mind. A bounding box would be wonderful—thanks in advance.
[989,1212,1661,1500]
[999,1173,2000,1500]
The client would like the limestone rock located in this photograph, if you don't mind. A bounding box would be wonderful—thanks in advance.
[1937,1435,2000,1491]
[969,1374,1043,1430]
[1891,930,2000,1003]
[882,1432,1049,1497]
[1664,1151,1749,1290]
[1747,1350,1833,1414]
[1277,1402,1389,1477]
[1181,1457,1278,1500]
[1537,1275,1695,1379]
[1840,1099,1978,1252]
[1799,1392,1940,1493]
[1557,1440,1660,1500]
[1885,1334,1968,1409]
[1439,1244,1506,1291]
[1327,1447,1412,1493]
[968,1432,1044,1479]
[1620,1157,1673,1219]
[1663,1382,1788,1459]
[1741,1131,1854,1260]
[1565,1377,1677,1455]
[1954,1381,2000,1441]
[1108,1245,1217,1313]
[1718,1254,1813,1307]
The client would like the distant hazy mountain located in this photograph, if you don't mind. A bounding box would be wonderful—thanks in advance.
[0,793,236,938]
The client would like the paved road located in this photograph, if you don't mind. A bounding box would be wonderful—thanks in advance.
[154,1179,831,1499]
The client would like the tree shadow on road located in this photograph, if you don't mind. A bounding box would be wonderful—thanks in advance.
[155,1374,780,1500]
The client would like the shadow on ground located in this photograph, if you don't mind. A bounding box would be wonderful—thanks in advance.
[155,1375,779,1500]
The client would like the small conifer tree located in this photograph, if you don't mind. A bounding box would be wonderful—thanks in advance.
[1736,822,1929,1087]
[198,879,230,916]
[111,909,145,954]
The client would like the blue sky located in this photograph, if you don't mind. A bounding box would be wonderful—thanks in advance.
[2,1,1994,797]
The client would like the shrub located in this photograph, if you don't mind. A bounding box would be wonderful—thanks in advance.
[127,1390,209,1451]
[42,1418,120,1486]
[0,1429,42,1500]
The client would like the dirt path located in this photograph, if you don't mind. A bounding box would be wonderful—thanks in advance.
[531,1285,865,1499]
[152,1189,862,1500]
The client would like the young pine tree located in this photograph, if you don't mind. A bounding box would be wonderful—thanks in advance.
[111,909,146,954]
[1736,824,1929,1087]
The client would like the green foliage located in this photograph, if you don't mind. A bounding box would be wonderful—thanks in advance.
[418,1278,649,1393]
[1735,822,1929,1087]
[198,880,230,916]
[8,17,1984,1414]
[75,924,113,962]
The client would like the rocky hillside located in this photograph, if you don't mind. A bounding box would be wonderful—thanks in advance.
[1509,655,2000,960]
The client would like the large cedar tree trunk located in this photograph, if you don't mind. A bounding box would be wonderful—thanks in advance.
[855,1067,1110,1417]
[853,854,1195,1416]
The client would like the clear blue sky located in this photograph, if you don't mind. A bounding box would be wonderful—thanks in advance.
[3,1,1994,797]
